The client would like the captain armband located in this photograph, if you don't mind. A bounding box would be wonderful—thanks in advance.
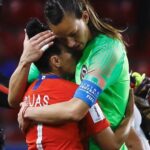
[73,80,102,107]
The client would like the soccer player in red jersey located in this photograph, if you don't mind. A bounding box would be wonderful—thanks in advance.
[21,39,110,150]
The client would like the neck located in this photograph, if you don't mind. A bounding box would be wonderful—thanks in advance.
[87,26,94,42]
[41,71,61,77]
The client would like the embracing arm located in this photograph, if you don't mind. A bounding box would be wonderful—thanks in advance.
[21,39,123,124]
[8,61,31,108]
[22,73,101,123]
[94,90,134,150]
[24,98,89,123]
[8,31,55,108]
[125,127,144,150]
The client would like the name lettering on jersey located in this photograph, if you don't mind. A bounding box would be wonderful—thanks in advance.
[24,94,50,107]
[89,103,105,123]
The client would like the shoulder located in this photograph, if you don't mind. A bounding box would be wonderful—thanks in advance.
[89,34,126,62]
[25,79,38,93]
[93,34,125,52]
[59,79,78,88]
[42,78,78,90]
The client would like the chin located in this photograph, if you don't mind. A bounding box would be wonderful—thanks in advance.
[77,45,84,51]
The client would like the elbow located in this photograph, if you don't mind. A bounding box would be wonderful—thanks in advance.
[65,98,89,122]
[70,109,85,121]
[68,102,87,121]
[8,87,22,108]
[8,100,18,108]
[8,95,19,108]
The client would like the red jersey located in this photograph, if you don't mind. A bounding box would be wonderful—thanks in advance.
[23,74,109,150]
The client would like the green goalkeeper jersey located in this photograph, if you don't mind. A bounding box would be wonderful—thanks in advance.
[28,34,129,150]
[75,34,129,150]
[28,63,40,83]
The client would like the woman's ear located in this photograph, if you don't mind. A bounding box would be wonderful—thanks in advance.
[82,11,89,24]
[50,55,61,68]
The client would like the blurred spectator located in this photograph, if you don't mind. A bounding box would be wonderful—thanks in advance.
[134,77,150,142]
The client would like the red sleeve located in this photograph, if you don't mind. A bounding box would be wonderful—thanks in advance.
[85,112,110,136]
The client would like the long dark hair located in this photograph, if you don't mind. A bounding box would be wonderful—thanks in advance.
[34,40,62,73]
[44,0,123,41]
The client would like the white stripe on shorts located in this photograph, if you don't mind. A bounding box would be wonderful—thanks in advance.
[36,123,43,150]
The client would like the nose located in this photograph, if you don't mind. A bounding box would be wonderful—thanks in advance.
[66,37,76,48]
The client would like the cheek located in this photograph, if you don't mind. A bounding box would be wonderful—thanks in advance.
[66,58,76,70]
[67,58,75,65]
[78,30,86,43]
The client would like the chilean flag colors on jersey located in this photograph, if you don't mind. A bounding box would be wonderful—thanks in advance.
[24,74,109,150]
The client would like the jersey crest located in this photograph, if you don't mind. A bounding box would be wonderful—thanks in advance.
[80,65,88,80]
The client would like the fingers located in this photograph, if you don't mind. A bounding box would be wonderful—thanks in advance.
[29,30,55,51]
[41,44,50,52]
[22,30,55,64]
[30,31,55,44]
[20,102,23,107]
[24,31,29,41]
[19,101,28,108]
[30,30,52,40]
[18,107,28,133]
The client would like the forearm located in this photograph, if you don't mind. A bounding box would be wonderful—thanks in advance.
[8,61,31,108]
[24,98,89,124]
[94,116,132,150]
[125,127,144,150]
[111,90,134,148]
[113,116,133,148]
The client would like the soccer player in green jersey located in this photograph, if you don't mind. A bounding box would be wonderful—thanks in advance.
[8,0,143,149]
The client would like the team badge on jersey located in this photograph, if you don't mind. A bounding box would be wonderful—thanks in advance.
[80,65,88,80]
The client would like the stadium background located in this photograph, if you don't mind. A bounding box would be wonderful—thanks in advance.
[0,0,149,149]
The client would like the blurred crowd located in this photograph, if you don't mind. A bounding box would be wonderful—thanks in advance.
[0,0,150,149]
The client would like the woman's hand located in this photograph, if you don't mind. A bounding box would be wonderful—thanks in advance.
[20,30,55,64]
[18,101,30,133]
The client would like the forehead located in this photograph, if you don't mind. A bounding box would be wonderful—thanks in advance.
[49,15,78,37]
